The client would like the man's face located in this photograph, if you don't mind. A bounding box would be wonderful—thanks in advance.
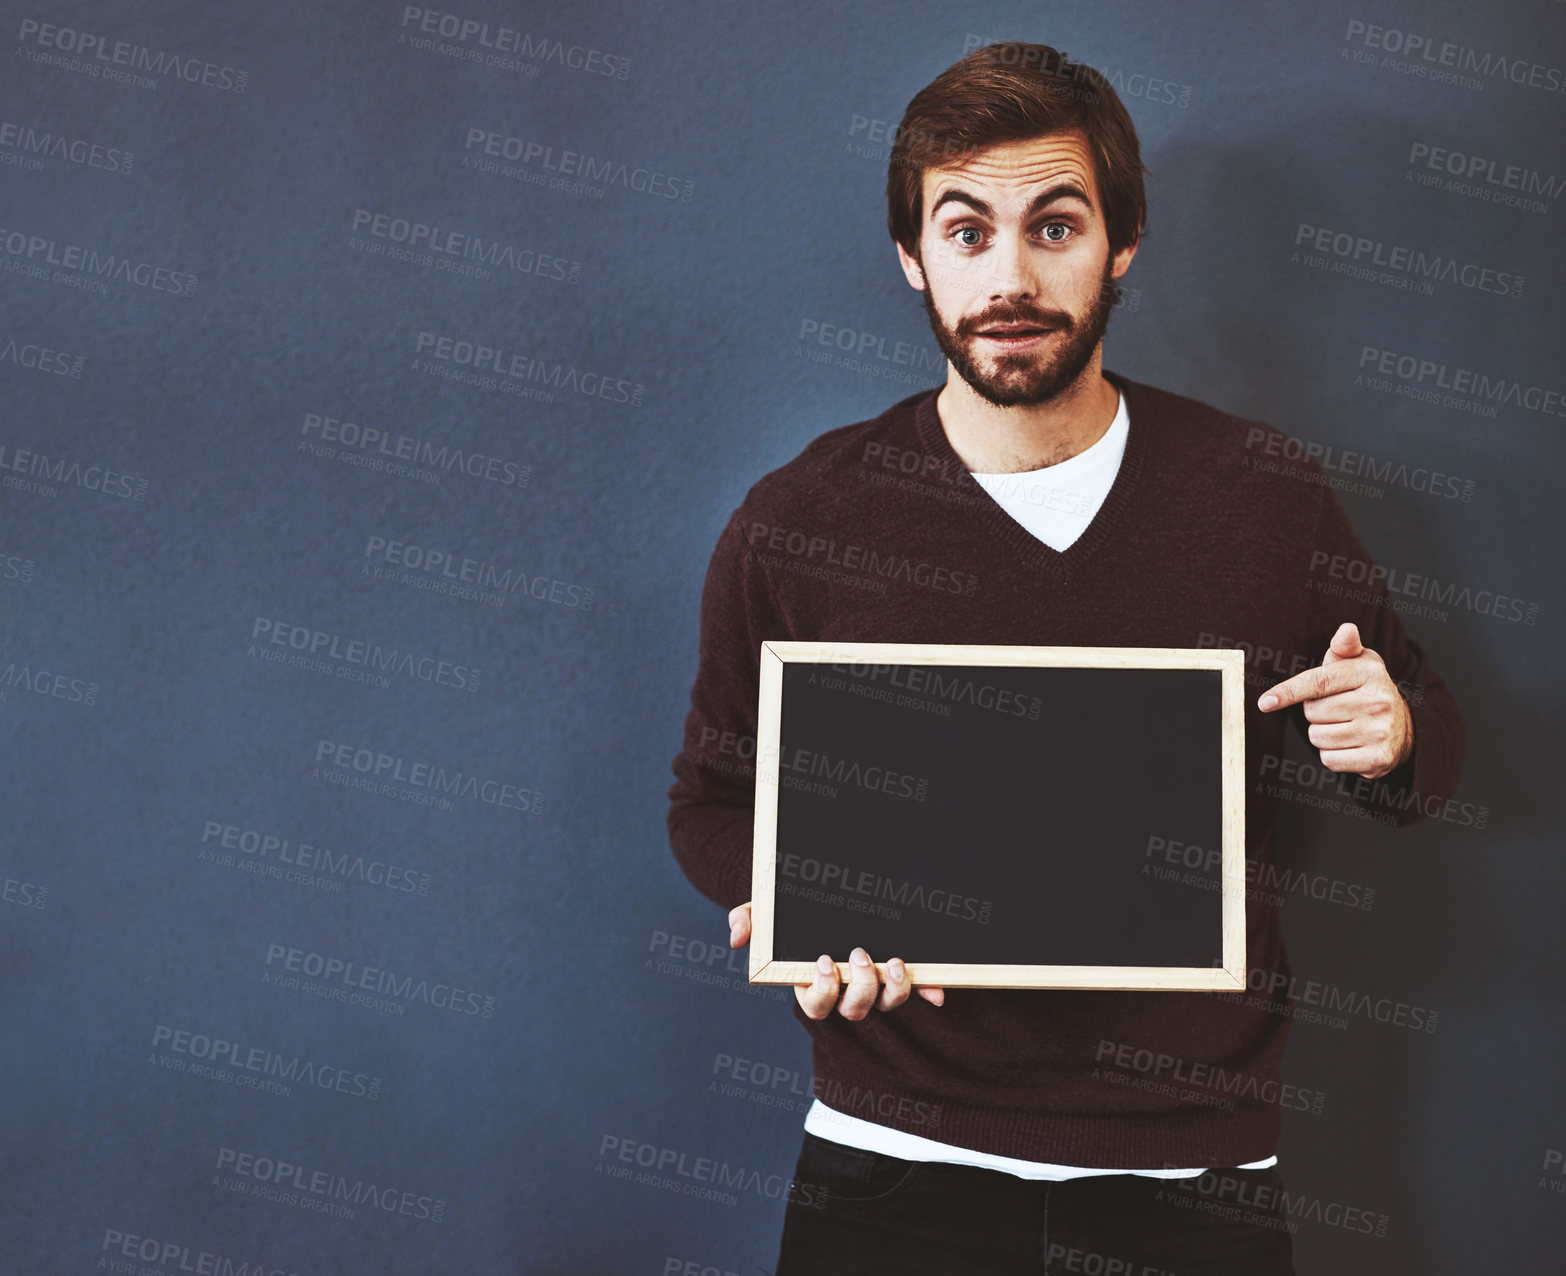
[897,130,1137,408]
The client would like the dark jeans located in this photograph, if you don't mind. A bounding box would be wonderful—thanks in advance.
[776,1132,1296,1275]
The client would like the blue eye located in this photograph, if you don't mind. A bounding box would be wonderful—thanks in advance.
[955,227,982,247]
[1043,223,1070,242]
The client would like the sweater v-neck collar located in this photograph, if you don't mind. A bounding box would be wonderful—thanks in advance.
[912,369,1150,588]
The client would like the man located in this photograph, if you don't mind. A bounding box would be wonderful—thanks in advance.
[666,41,1462,1274]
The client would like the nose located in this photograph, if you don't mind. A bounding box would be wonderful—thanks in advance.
[986,229,1037,303]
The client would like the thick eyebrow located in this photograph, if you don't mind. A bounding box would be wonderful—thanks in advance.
[928,182,1095,222]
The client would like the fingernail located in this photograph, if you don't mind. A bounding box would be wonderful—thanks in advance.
[1258,693,1277,710]
[816,954,834,976]
[888,958,905,981]
[851,947,870,967]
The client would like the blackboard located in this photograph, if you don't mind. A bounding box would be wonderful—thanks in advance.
[748,642,1246,990]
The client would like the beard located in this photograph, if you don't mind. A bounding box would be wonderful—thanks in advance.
[919,254,1117,408]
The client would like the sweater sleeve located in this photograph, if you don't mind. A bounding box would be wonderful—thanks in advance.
[665,504,785,911]
[1296,487,1466,827]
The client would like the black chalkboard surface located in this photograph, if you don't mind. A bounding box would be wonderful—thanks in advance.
[748,642,1246,991]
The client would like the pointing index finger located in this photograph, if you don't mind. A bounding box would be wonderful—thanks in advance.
[1257,660,1365,712]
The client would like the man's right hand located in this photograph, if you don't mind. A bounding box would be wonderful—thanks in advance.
[728,901,946,1019]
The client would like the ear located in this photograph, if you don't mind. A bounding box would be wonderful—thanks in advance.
[895,239,928,292]
[1109,227,1141,280]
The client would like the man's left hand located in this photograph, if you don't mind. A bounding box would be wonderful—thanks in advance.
[1257,622,1413,779]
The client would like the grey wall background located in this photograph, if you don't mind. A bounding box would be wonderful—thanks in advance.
[1,1,1561,1272]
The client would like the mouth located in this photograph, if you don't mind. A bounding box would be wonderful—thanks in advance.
[975,325,1053,347]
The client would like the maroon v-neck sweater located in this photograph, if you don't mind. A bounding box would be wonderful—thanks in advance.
[666,372,1464,1167]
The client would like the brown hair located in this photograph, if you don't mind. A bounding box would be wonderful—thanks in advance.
[886,42,1149,262]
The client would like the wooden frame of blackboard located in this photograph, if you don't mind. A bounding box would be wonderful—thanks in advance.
[748,641,1246,992]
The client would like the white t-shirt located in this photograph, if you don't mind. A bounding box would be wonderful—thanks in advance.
[967,388,1129,552]
[802,389,1277,1180]
[803,1100,1276,1181]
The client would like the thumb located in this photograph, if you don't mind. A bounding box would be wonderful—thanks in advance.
[1323,621,1363,664]
[729,902,752,947]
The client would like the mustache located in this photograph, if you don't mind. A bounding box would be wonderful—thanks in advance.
[957,305,1075,336]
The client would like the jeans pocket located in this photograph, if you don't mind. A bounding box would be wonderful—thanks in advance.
[792,1132,924,1209]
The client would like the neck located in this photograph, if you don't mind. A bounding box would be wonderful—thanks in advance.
[936,352,1119,474]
